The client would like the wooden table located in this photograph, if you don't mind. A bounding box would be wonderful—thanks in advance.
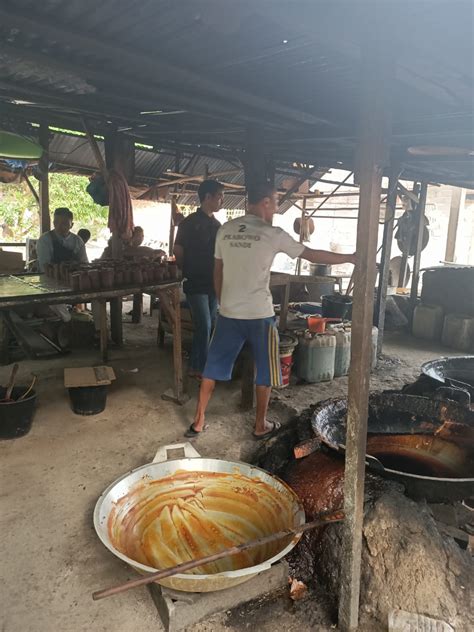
[0,274,187,405]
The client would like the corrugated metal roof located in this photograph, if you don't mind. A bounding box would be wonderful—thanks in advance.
[25,130,322,212]
[0,1,472,187]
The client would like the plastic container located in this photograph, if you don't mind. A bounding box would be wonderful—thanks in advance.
[322,294,353,320]
[441,314,474,352]
[412,303,444,340]
[0,387,37,439]
[296,333,336,383]
[278,333,298,388]
[332,329,351,377]
[68,385,108,416]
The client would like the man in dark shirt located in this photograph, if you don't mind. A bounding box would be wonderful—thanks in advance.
[174,180,224,378]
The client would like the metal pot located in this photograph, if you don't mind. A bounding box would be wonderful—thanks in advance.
[421,356,474,398]
[311,393,474,502]
[94,458,304,592]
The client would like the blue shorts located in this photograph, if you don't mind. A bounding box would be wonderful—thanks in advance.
[203,315,281,387]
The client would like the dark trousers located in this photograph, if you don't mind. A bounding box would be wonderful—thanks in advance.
[186,293,218,373]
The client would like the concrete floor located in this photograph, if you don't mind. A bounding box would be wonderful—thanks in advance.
[0,312,462,632]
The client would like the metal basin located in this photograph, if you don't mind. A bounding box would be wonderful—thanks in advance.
[421,356,474,397]
[311,393,474,502]
[94,458,305,592]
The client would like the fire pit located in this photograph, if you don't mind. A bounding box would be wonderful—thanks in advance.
[311,393,474,502]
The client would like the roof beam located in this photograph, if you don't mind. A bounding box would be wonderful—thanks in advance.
[0,8,333,129]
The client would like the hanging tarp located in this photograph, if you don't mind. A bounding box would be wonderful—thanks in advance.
[0,131,43,159]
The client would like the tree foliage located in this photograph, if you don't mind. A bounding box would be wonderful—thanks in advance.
[0,173,108,241]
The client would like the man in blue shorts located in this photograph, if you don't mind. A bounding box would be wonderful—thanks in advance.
[185,182,356,439]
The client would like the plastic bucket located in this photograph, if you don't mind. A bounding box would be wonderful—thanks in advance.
[0,387,37,440]
[279,334,297,388]
[322,294,353,320]
[68,385,108,416]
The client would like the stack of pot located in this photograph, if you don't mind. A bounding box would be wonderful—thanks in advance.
[43,259,180,292]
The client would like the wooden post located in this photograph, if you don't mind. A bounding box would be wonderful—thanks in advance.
[168,151,180,257]
[445,187,465,263]
[99,300,108,363]
[38,123,50,233]
[160,286,189,405]
[132,293,143,324]
[295,198,306,276]
[375,165,399,354]
[104,129,136,345]
[338,39,391,632]
[409,182,428,317]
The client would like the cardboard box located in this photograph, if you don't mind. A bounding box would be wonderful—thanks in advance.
[0,249,24,273]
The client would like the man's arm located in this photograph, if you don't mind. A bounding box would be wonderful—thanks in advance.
[214,257,223,302]
[301,247,356,266]
[77,240,89,264]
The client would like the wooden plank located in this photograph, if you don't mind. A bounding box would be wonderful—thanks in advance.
[445,187,465,262]
[38,123,50,233]
[159,286,188,405]
[375,165,399,354]
[64,366,115,388]
[409,182,428,317]
[6,310,58,358]
[338,37,392,632]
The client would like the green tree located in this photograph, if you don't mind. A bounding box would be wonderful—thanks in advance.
[0,173,108,241]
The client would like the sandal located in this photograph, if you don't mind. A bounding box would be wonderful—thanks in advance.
[184,423,208,438]
[253,420,281,440]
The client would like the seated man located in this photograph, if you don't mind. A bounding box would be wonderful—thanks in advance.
[37,207,88,272]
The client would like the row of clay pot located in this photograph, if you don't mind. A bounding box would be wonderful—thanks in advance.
[44,261,180,292]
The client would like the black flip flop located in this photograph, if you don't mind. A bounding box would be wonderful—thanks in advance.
[253,420,281,440]
[184,423,207,438]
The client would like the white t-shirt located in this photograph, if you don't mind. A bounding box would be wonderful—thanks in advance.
[214,214,305,319]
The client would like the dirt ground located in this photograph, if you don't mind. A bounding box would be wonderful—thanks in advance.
[0,307,463,632]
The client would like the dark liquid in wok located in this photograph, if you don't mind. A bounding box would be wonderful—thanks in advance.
[366,434,472,478]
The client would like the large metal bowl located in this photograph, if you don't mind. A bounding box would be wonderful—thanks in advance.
[94,458,305,592]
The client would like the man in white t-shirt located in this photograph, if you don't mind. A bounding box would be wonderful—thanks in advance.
[184,182,356,439]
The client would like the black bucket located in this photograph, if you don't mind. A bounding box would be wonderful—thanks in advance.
[322,294,353,320]
[0,387,37,440]
[68,385,108,416]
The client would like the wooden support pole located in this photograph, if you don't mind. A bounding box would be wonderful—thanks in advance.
[445,187,465,263]
[375,165,399,354]
[160,286,188,405]
[409,182,428,317]
[24,173,40,206]
[99,301,108,363]
[338,39,391,632]
[38,123,50,233]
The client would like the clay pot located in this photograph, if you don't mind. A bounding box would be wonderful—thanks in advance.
[154,265,164,283]
[115,269,124,286]
[88,269,101,290]
[79,272,91,291]
[123,268,132,285]
[70,273,81,291]
[100,268,114,289]
[132,267,143,285]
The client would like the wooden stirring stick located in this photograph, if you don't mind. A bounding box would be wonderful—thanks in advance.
[92,509,344,601]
